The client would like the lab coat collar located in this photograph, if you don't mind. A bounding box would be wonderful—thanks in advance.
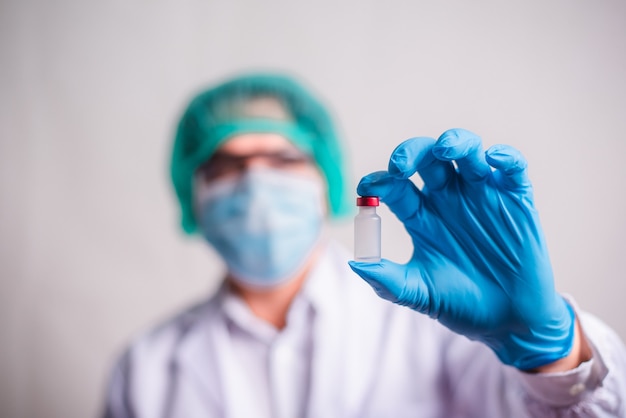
[217,239,339,340]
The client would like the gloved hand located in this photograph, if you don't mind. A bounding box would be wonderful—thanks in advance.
[348,128,575,370]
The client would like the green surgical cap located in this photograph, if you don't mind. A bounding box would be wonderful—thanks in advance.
[170,73,351,234]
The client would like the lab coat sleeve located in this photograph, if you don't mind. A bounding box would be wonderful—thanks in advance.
[441,307,626,417]
[516,310,626,417]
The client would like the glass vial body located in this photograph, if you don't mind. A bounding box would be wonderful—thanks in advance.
[354,196,381,262]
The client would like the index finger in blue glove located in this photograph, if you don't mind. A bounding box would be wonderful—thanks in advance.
[432,128,491,183]
[387,136,455,191]
[356,171,423,224]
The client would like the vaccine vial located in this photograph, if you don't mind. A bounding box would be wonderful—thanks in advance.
[354,196,381,262]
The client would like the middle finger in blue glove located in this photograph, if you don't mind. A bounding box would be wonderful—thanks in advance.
[432,128,491,184]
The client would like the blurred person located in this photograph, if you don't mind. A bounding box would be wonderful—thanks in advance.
[103,73,626,417]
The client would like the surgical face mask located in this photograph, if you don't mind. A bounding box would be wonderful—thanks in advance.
[195,168,326,288]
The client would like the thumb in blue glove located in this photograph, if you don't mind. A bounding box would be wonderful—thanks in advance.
[348,129,574,370]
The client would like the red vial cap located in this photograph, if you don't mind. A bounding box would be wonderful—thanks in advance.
[356,196,380,206]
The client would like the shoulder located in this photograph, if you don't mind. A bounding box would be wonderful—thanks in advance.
[115,290,223,374]
[103,292,225,416]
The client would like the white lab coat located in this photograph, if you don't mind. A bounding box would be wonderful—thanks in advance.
[103,242,626,417]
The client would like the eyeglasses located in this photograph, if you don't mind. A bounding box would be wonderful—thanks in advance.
[195,149,314,182]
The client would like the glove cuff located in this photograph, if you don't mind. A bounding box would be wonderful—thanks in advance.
[502,297,576,370]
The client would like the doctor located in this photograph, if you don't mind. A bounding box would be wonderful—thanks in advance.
[103,73,626,417]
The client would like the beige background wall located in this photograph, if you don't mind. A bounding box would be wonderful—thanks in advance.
[1,1,625,417]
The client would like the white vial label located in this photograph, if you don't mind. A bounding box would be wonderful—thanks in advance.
[354,206,381,262]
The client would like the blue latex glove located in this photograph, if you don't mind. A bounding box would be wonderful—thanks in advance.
[348,128,574,370]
